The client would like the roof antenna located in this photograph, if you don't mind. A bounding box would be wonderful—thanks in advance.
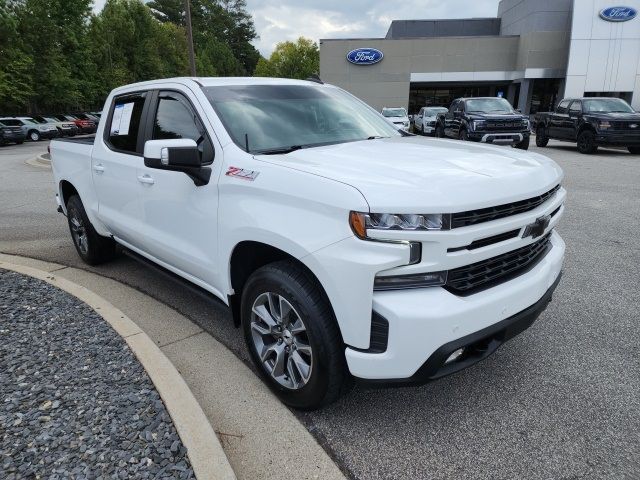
[306,73,324,84]
[245,133,249,153]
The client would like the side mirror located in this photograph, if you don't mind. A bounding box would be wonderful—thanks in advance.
[144,139,211,186]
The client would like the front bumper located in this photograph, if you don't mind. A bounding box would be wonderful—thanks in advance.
[595,132,640,146]
[40,129,59,139]
[469,131,529,145]
[345,231,565,380]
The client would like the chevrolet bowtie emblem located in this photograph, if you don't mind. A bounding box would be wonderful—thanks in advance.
[523,215,551,239]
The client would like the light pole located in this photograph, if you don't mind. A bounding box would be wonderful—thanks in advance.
[184,0,197,76]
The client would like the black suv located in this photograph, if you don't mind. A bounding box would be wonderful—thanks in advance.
[435,97,531,150]
[533,97,640,154]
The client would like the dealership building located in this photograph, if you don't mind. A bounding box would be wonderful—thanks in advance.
[319,0,640,114]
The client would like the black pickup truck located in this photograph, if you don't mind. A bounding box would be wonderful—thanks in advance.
[435,97,531,150]
[533,97,640,154]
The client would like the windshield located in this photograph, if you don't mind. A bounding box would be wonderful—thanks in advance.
[44,117,57,123]
[204,85,400,154]
[382,108,407,118]
[583,98,634,113]
[424,107,448,117]
[22,118,37,124]
[465,98,513,114]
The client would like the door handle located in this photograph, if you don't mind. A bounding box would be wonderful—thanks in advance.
[137,174,155,185]
[93,164,105,173]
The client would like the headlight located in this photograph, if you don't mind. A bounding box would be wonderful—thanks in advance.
[374,270,448,290]
[472,120,486,131]
[350,212,444,238]
[599,121,611,130]
[522,119,530,128]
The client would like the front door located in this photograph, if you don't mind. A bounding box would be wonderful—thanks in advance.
[135,88,219,288]
[92,91,149,245]
[549,100,571,139]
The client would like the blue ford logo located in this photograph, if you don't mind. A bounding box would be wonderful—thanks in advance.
[346,48,384,65]
[599,6,637,21]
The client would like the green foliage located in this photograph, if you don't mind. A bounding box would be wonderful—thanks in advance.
[148,0,259,74]
[254,37,319,80]
[0,0,260,114]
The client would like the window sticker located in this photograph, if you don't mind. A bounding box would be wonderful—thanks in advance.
[110,102,134,136]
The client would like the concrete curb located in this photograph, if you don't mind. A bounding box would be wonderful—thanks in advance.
[25,153,51,169]
[0,258,237,480]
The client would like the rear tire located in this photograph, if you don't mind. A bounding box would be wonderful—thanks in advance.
[577,129,597,154]
[241,260,350,410]
[535,126,549,147]
[628,146,640,154]
[513,136,530,150]
[66,195,116,265]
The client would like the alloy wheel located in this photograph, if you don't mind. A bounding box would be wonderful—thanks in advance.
[69,211,89,255]
[250,292,313,390]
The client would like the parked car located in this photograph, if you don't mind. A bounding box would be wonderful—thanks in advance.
[33,116,78,137]
[54,114,96,134]
[0,117,58,142]
[414,107,448,135]
[0,120,26,145]
[381,107,410,132]
[533,97,640,154]
[72,112,101,125]
[436,97,531,149]
[50,77,565,410]
[14,117,60,141]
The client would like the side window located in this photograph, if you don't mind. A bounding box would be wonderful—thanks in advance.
[556,100,570,114]
[449,101,458,114]
[152,91,214,165]
[569,101,582,115]
[107,92,147,154]
[418,108,424,117]
[455,102,464,113]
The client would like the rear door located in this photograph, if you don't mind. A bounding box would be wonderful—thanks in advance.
[549,100,570,139]
[135,88,219,286]
[91,91,150,245]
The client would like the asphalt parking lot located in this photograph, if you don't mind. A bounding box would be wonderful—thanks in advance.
[1,139,639,479]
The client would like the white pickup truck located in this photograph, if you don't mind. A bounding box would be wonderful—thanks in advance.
[50,77,565,409]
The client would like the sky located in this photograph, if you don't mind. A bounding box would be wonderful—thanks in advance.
[93,0,501,57]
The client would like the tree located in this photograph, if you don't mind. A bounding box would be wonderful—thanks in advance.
[0,0,33,112]
[147,0,259,74]
[254,37,319,80]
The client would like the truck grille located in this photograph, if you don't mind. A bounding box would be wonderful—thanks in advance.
[486,120,523,130]
[445,233,552,296]
[611,121,640,131]
[450,185,560,229]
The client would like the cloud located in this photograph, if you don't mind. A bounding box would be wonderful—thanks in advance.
[246,0,500,56]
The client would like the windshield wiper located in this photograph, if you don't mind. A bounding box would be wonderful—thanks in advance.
[253,145,304,155]
[367,135,385,140]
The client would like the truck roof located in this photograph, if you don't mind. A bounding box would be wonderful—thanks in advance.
[112,77,331,94]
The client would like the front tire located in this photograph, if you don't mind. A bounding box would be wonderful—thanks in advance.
[28,130,41,142]
[628,146,640,154]
[66,195,116,265]
[577,129,598,154]
[241,260,350,410]
[535,126,549,147]
[513,136,530,150]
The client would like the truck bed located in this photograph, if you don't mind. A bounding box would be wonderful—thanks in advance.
[54,135,96,145]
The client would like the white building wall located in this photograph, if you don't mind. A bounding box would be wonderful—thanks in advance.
[566,0,640,108]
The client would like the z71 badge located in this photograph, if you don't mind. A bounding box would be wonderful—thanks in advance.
[226,167,260,181]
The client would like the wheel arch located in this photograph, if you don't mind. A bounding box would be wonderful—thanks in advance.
[59,180,79,207]
[227,241,338,332]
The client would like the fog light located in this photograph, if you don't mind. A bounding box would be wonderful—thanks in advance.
[445,348,464,364]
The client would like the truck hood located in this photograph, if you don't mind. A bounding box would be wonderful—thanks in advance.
[586,112,640,121]
[467,112,525,120]
[258,136,562,212]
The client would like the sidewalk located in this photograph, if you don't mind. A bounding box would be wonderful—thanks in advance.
[0,254,348,480]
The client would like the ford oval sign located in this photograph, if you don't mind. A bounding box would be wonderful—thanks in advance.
[347,48,383,65]
[599,6,637,21]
